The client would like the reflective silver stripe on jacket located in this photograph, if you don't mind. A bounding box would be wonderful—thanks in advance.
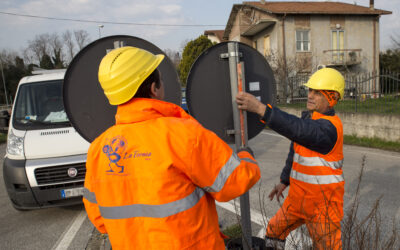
[241,157,258,165]
[291,170,344,185]
[293,153,343,170]
[83,188,97,204]
[203,153,244,193]
[99,187,205,219]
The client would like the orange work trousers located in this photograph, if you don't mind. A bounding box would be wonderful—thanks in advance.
[266,199,342,250]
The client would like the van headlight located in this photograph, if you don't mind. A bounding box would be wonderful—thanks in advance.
[7,129,24,156]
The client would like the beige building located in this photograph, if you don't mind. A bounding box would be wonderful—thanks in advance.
[223,1,391,98]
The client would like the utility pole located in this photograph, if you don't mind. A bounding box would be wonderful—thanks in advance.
[0,59,9,106]
[98,25,104,39]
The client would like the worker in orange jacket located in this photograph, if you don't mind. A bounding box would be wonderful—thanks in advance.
[82,46,261,249]
[236,68,345,250]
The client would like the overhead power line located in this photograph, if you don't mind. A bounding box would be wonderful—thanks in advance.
[0,11,225,27]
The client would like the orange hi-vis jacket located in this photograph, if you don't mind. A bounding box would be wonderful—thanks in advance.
[288,111,344,222]
[83,98,260,249]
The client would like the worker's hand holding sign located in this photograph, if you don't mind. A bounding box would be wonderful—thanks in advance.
[236,92,266,117]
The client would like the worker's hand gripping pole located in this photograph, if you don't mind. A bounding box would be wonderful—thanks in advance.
[228,42,252,250]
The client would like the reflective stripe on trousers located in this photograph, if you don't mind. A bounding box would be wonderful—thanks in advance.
[291,170,344,185]
[83,153,253,219]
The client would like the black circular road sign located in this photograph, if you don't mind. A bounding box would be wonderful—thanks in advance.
[186,42,276,144]
[64,35,181,143]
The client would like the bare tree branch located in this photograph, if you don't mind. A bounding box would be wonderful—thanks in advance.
[63,30,75,63]
[74,29,90,51]
[27,33,51,64]
[163,49,181,68]
[22,47,35,66]
[390,33,400,49]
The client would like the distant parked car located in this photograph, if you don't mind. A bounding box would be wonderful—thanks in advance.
[181,87,188,112]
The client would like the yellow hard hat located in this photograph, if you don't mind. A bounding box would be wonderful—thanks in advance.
[98,46,164,105]
[304,68,345,99]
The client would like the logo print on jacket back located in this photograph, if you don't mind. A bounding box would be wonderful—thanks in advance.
[102,136,127,173]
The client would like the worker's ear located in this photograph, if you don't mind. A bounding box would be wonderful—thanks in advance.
[335,92,340,101]
[150,82,157,97]
[150,81,163,100]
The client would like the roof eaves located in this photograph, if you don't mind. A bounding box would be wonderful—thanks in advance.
[243,1,391,16]
[268,12,389,15]
[223,4,241,40]
[242,3,275,15]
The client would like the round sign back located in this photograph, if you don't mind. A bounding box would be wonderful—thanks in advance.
[186,42,276,144]
[63,35,181,142]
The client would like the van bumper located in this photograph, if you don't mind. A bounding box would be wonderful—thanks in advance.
[3,157,84,210]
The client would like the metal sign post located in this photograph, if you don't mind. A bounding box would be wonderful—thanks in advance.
[186,41,276,249]
[227,42,252,250]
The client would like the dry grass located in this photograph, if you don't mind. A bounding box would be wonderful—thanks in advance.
[341,156,398,250]
[227,155,399,249]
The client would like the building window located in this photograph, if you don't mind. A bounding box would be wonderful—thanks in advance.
[296,30,310,52]
[264,35,271,56]
[332,30,345,62]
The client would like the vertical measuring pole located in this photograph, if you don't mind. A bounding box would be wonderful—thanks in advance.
[227,42,252,250]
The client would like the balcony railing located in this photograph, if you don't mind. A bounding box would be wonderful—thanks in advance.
[322,49,362,66]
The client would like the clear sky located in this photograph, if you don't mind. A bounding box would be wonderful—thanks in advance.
[0,0,398,54]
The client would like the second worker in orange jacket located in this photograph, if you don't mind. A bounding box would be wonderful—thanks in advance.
[236,68,345,250]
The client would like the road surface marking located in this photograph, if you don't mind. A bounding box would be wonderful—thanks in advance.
[216,200,266,227]
[52,210,87,250]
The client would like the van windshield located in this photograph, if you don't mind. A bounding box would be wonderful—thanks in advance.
[12,80,70,130]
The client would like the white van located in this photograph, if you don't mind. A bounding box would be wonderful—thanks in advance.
[3,69,90,210]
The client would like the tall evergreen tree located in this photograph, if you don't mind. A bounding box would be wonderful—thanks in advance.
[178,35,215,86]
[52,49,64,69]
[40,53,54,69]
[0,55,30,104]
[380,49,400,72]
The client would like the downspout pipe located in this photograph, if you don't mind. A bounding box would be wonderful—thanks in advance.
[282,13,288,100]
[373,15,377,95]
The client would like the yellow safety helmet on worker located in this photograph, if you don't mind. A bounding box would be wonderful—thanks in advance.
[98,46,164,105]
[304,68,345,100]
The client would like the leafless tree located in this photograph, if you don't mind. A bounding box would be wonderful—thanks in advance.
[266,50,311,103]
[164,49,181,69]
[390,33,400,49]
[0,49,19,65]
[74,29,90,51]
[49,33,65,63]
[27,33,51,64]
[22,48,35,66]
[63,30,75,63]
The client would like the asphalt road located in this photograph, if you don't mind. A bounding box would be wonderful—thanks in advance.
[0,130,399,249]
[0,143,94,250]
